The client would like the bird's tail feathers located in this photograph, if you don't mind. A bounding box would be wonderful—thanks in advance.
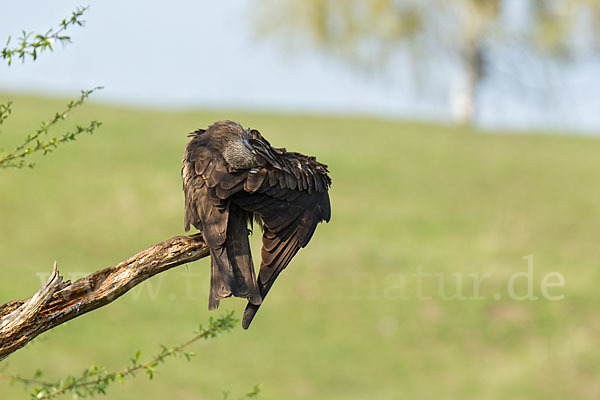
[208,250,228,310]
[207,210,262,311]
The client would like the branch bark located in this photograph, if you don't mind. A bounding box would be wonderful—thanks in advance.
[0,234,209,361]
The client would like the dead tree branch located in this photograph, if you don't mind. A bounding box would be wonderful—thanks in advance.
[0,234,209,361]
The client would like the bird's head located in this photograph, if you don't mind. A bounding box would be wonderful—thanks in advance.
[205,120,258,169]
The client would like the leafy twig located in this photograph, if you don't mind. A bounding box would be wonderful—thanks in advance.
[0,87,103,169]
[0,101,12,126]
[222,384,263,400]
[1,7,88,66]
[1,312,238,399]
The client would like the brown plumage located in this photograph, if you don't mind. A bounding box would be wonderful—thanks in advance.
[182,120,331,329]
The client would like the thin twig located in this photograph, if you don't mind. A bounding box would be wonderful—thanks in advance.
[1,7,88,65]
[33,312,236,399]
[0,87,103,169]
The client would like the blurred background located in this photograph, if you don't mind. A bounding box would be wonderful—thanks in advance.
[1,0,600,132]
[1,1,600,399]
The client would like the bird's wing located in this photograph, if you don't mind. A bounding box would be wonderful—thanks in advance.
[183,129,331,324]
[232,150,331,328]
[183,142,247,237]
[182,141,261,309]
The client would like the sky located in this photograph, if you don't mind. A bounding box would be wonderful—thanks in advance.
[0,0,598,134]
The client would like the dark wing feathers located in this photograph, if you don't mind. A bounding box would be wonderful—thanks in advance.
[183,137,261,310]
[220,170,247,190]
[268,169,278,186]
[207,205,262,310]
[200,193,228,247]
[244,168,267,192]
[232,159,330,328]
[183,125,331,329]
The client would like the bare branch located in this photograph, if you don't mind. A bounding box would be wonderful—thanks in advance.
[0,234,209,361]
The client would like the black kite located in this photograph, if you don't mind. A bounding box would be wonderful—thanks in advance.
[182,120,331,328]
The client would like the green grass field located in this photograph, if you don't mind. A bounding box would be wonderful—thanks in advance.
[1,93,600,399]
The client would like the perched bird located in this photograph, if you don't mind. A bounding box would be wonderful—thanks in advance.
[182,120,331,329]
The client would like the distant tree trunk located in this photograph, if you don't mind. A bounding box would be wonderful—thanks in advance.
[451,42,484,126]
[451,1,488,127]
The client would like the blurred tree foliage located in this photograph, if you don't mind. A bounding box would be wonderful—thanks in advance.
[254,0,600,125]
